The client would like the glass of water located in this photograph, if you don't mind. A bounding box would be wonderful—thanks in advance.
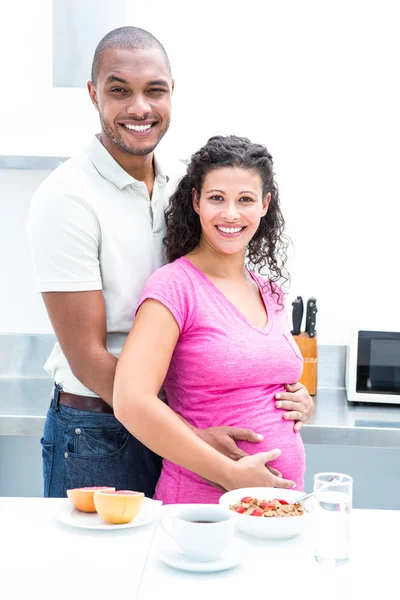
[313,472,353,566]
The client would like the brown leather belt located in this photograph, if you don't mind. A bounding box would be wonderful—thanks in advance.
[59,390,114,414]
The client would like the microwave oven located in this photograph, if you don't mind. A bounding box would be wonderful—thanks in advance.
[346,328,400,404]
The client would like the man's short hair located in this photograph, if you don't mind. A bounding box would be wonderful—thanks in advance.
[91,26,171,84]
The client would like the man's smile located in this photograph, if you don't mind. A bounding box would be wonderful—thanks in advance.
[119,121,158,135]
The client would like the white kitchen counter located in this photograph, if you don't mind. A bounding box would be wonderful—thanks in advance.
[0,497,397,600]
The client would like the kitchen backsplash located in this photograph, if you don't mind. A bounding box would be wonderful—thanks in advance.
[0,334,55,378]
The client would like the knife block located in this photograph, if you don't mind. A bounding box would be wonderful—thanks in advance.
[292,333,317,396]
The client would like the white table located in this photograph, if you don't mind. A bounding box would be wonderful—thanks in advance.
[0,498,398,600]
[0,498,157,598]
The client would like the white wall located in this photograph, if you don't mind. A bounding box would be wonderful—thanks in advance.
[1,1,400,341]
[1,170,53,333]
[0,0,96,157]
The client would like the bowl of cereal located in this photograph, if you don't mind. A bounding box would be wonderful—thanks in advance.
[219,487,311,540]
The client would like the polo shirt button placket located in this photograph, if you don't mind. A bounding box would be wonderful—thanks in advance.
[152,177,167,235]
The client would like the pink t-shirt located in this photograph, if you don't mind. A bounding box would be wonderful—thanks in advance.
[137,256,305,504]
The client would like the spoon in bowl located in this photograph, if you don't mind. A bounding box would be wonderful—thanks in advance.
[295,475,340,505]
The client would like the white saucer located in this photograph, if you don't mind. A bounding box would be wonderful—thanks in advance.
[155,535,249,573]
[56,497,162,530]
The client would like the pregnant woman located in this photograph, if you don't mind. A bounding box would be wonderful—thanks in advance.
[114,135,307,503]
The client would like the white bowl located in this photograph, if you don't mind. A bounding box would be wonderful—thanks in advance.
[219,487,311,541]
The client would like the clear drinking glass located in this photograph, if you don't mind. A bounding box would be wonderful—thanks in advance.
[313,472,353,566]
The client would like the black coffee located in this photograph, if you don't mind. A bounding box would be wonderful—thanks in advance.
[190,520,216,524]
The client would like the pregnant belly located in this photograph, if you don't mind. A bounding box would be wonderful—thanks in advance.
[156,423,305,505]
[206,400,306,489]
[157,407,306,506]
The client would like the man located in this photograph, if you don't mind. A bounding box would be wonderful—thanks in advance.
[27,26,313,498]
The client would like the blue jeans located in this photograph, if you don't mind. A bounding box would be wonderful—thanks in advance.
[40,384,162,498]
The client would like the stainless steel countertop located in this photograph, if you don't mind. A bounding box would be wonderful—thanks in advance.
[305,387,400,448]
[1,377,400,447]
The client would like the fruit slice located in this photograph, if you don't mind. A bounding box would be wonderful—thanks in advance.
[67,486,116,513]
[94,490,145,524]
[250,508,264,517]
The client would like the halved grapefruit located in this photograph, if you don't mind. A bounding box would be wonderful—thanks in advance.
[67,486,115,513]
[94,490,145,524]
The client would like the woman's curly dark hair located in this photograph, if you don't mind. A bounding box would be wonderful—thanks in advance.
[164,135,291,303]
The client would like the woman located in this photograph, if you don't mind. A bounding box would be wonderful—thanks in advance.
[114,135,308,504]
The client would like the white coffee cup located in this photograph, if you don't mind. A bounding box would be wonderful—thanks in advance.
[160,504,235,562]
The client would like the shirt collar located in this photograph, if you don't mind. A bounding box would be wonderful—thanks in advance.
[86,135,169,190]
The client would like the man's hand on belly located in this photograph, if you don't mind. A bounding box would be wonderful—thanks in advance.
[196,426,262,460]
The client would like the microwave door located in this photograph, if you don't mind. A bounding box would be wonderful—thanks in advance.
[369,339,400,393]
[356,331,400,398]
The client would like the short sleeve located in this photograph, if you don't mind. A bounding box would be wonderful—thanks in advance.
[27,181,102,292]
[136,264,195,333]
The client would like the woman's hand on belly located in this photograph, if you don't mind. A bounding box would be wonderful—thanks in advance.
[195,426,283,488]
[226,449,296,491]
[275,382,314,432]
[195,449,296,493]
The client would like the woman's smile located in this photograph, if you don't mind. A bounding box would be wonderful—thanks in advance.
[215,225,247,238]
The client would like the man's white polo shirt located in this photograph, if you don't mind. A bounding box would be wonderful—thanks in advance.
[27,135,186,397]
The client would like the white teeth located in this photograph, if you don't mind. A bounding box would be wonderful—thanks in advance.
[124,123,152,132]
[217,226,243,234]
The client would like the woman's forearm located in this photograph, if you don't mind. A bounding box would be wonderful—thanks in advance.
[114,392,235,490]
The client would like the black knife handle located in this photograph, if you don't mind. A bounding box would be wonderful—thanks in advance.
[305,297,318,338]
[291,296,303,335]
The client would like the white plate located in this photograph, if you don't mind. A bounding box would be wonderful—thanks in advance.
[155,535,248,573]
[56,497,162,530]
